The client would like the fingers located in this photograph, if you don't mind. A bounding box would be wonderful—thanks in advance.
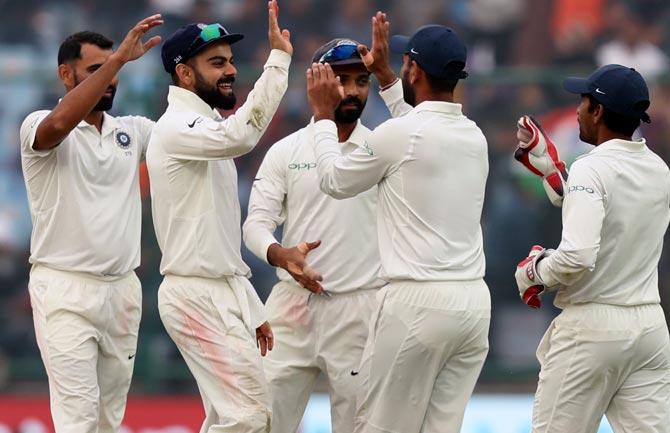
[306,67,314,89]
[258,334,268,356]
[266,325,274,351]
[303,264,323,282]
[268,0,279,33]
[142,35,162,52]
[306,240,321,251]
[137,13,163,27]
[282,29,290,41]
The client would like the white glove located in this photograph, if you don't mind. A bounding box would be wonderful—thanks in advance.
[515,245,553,308]
[515,115,569,207]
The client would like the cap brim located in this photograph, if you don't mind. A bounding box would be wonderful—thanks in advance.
[390,35,410,54]
[327,57,366,66]
[563,77,590,94]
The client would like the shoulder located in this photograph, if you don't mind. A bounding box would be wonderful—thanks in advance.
[20,110,50,133]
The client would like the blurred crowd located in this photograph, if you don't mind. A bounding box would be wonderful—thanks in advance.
[0,0,669,392]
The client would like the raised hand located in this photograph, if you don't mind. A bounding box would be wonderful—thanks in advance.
[111,14,163,64]
[268,0,293,55]
[357,11,397,87]
[306,63,344,121]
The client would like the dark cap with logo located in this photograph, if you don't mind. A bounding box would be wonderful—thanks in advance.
[563,64,651,123]
[161,23,243,74]
[312,38,364,66]
[390,25,468,80]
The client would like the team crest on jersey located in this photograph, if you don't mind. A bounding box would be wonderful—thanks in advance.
[116,131,132,149]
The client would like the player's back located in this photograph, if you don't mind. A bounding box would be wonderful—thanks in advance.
[375,102,489,282]
[555,139,670,306]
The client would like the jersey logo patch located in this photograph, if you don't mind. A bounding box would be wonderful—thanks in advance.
[116,131,132,149]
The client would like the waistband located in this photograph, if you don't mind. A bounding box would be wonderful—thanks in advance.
[31,264,136,284]
[559,302,666,330]
[274,279,381,299]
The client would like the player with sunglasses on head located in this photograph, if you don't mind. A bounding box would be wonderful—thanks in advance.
[146,2,292,432]
[19,14,162,433]
[514,65,670,433]
[307,12,490,433]
[243,38,384,433]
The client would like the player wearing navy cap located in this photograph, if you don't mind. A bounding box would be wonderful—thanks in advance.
[515,64,670,432]
[146,2,292,432]
[306,13,490,433]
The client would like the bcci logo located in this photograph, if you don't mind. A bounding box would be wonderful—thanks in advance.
[116,131,132,149]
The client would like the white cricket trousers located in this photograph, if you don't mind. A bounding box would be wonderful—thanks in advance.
[262,280,378,433]
[28,264,142,433]
[158,275,271,433]
[532,302,670,433]
[354,279,491,433]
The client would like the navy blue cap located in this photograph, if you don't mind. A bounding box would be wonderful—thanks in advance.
[563,64,651,122]
[390,25,468,80]
[161,23,243,74]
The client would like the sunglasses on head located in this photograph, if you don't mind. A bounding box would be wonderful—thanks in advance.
[187,23,228,54]
[318,40,360,64]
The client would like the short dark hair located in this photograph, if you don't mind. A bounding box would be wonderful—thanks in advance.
[425,73,459,93]
[423,60,464,93]
[586,94,641,136]
[57,31,114,66]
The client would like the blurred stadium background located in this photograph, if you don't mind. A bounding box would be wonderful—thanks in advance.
[0,0,669,431]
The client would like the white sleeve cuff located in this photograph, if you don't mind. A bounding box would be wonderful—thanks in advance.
[265,49,292,70]
[379,79,404,106]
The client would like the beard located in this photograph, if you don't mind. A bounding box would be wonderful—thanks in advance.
[334,96,366,124]
[74,74,115,111]
[194,69,237,110]
[401,71,416,107]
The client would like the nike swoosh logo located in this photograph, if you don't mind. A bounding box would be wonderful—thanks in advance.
[128,354,136,360]
[350,370,359,376]
[595,88,606,95]
[410,48,419,55]
[187,117,202,128]
[253,178,263,181]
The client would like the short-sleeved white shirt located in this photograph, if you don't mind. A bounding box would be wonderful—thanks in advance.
[20,110,153,276]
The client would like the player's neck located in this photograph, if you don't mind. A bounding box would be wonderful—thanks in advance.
[83,111,105,133]
[336,121,357,143]
[595,129,633,146]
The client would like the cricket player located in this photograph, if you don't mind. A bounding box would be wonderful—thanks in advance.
[514,64,670,433]
[19,15,163,433]
[306,13,491,433]
[243,39,384,433]
[146,2,293,432]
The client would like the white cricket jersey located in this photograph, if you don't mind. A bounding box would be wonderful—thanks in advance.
[147,49,291,278]
[243,120,384,294]
[19,110,153,276]
[538,138,670,307]
[311,81,489,282]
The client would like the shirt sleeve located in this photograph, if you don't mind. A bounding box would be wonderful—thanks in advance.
[311,119,400,199]
[538,159,606,288]
[20,111,54,158]
[379,79,413,118]
[164,50,291,161]
[136,116,155,160]
[243,142,288,264]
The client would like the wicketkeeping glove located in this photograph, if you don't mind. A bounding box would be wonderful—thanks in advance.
[515,245,553,309]
[514,115,569,207]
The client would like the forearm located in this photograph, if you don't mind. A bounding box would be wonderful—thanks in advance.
[35,55,125,150]
[224,50,290,149]
[537,246,598,288]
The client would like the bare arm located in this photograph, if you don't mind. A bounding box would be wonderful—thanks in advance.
[32,14,163,150]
